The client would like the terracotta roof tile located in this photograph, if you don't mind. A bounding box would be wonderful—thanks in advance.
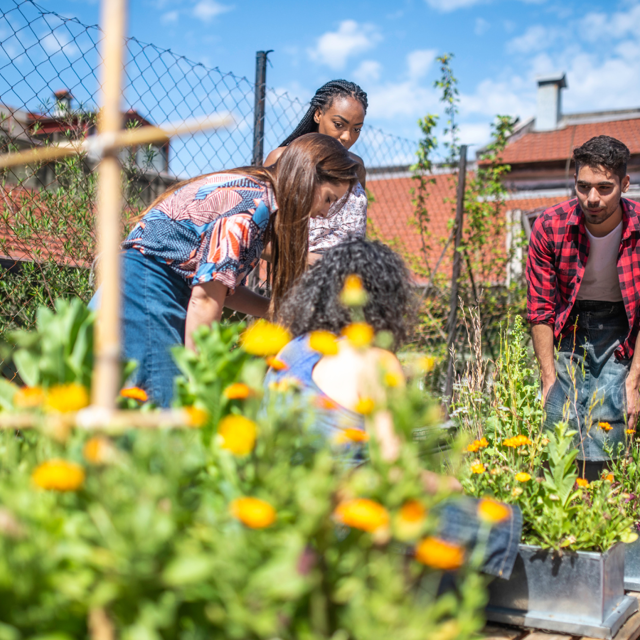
[502,118,640,165]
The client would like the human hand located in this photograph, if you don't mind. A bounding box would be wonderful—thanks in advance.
[626,375,640,431]
[541,375,556,406]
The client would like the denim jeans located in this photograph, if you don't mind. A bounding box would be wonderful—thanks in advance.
[89,249,191,407]
[544,300,630,461]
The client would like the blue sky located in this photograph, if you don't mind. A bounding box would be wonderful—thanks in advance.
[15,0,640,155]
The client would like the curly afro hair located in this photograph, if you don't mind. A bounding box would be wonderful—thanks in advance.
[276,237,416,350]
[573,135,630,180]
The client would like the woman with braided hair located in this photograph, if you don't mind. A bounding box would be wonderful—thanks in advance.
[265,80,368,261]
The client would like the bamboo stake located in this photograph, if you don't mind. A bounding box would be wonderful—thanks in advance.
[92,0,127,411]
[0,114,233,170]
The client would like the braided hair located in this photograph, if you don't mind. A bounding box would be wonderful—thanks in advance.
[280,80,368,147]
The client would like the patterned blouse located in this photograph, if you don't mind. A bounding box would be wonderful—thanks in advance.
[309,182,368,252]
[122,173,277,291]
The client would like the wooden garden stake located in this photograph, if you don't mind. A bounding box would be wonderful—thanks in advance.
[92,0,127,410]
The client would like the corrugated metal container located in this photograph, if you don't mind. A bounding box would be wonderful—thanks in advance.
[486,542,637,639]
[624,537,640,591]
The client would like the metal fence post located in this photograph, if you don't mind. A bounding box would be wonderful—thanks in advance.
[251,50,272,167]
[444,144,468,403]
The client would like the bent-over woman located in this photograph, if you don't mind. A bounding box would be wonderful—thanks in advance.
[111,133,358,406]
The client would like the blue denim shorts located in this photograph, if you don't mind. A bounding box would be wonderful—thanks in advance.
[544,300,630,461]
[89,249,191,407]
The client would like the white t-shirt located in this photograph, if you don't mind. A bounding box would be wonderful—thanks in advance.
[576,222,623,302]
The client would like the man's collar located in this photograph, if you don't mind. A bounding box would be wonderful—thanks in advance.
[568,198,640,236]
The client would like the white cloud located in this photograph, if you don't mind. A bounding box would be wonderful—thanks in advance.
[308,20,382,70]
[41,32,78,56]
[458,122,492,147]
[579,4,640,42]
[407,49,436,80]
[192,0,232,22]
[353,60,382,83]
[161,10,179,23]
[475,17,490,35]
[506,25,558,54]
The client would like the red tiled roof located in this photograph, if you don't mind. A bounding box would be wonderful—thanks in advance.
[502,118,640,165]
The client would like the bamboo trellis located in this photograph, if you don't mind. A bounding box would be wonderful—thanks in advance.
[0,0,231,430]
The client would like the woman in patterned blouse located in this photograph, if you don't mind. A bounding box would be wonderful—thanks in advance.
[114,133,358,406]
[265,80,368,261]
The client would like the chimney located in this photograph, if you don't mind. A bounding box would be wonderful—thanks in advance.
[535,73,567,132]
[53,89,73,116]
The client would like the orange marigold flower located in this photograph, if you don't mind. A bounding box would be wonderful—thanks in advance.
[340,274,368,307]
[241,320,291,356]
[334,498,390,533]
[470,461,485,474]
[576,478,589,488]
[45,383,90,413]
[354,397,375,415]
[184,406,209,428]
[478,498,511,524]
[415,537,464,571]
[218,415,258,456]
[335,427,370,445]
[83,436,114,465]
[120,387,148,402]
[467,437,489,453]
[626,429,636,435]
[223,383,252,400]
[32,459,85,492]
[605,473,614,483]
[14,386,45,409]
[342,322,375,349]
[515,472,531,482]
[503,435,532,448]
[394,499,427,541]
[315,396,339,411]
[266,357,288,371]
[309,330,339,356]
[230,497,276,529]
[599,421,613,432]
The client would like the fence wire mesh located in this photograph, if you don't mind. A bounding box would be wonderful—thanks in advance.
[0,0,519,386]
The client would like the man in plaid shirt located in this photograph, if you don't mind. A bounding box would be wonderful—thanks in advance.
[526,136,638,479]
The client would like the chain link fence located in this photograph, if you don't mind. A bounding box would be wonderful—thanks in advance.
[0,0,518,385]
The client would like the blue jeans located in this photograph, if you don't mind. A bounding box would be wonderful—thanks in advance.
[90,249,191,407]
[544,301,630,461]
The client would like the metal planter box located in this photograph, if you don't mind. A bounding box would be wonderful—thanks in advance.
[624,537,640,591]
[486,542,637,639]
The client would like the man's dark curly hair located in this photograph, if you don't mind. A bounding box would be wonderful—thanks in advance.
[573,135,630,181]
[276,237,416,350]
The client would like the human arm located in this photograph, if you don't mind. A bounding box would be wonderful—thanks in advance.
[626,333,640,429]
[224,285,269,318]
[532,323,556,402]
[185,280,227,351]
[261,241,323,266]
[264,147,285,167]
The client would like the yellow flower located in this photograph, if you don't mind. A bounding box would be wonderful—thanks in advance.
[83,436,115,465]
[626,429,636,435]
[184,406,209,428]
[515,472,531,482]
[503,434,533,448]
[467,437,488,453]
[120,387,148,402]
[416,355,436,373]
[340,274,368,307]
[223,383,252,400]
[576,478,589,488]
[334,498,390,533]
[394,499,427,541]
[218,415,258,456]
[342,322,375,349]
[599,421,613,432]
[265,357,288,371]
[354,397,375,416]
[511,487,523,497]
[384,371,404,388]
[415,537,464,571]
[230,497,276,529]
[14,386,45,409]
[335,427,370,445]
[241,320,291,356]
[32,459,85,492]
[45,383,90,413]
[478,498,510,524]
[309,330,339,356]
[470,461,485,474]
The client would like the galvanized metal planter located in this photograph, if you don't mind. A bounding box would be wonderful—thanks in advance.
[486,542,638,639]
[624,537,640,591]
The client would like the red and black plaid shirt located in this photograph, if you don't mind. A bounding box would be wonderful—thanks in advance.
[526,197,640,360]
